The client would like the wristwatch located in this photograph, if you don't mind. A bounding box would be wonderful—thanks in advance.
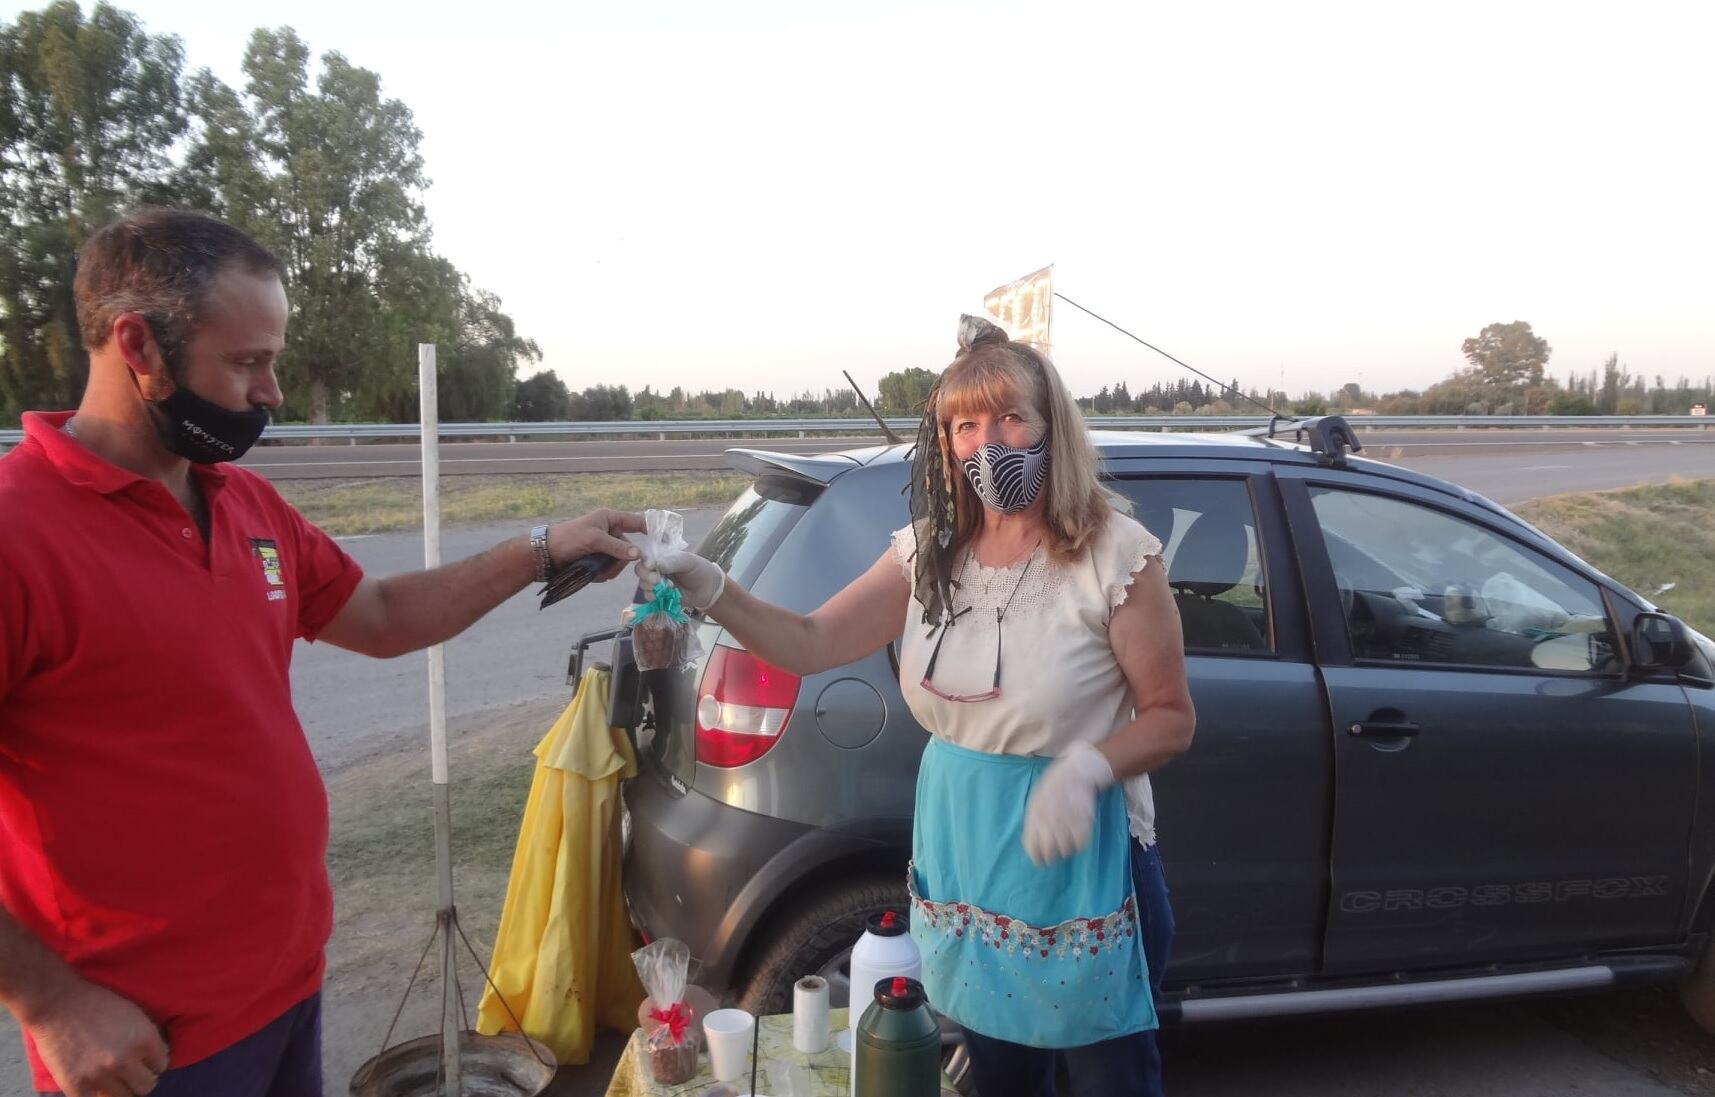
[529,524,555,583]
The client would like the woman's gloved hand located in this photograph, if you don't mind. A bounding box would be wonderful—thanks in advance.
[1022,740,1116,865]
[636,549,727,611]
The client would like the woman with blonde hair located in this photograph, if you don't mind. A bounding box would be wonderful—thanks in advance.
[643,315,1194,1096]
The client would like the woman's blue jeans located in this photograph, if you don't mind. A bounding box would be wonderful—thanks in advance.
[959,840,1173,1097]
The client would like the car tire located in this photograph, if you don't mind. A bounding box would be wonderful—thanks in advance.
[737,874,979,1095]
[737,874,908,1016]
[1680,935,1715,1033]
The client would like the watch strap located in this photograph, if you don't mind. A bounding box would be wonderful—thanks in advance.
[529,524,554,583]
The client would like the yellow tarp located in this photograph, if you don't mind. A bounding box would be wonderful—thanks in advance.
[476,667,646,1063]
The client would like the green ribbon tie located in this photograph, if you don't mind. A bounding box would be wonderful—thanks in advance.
[640,579,687,624]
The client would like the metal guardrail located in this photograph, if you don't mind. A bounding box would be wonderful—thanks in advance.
[0,414,1708,446]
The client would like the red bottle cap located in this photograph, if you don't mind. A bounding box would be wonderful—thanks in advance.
[892,977,908,996]
[880,912,897,929]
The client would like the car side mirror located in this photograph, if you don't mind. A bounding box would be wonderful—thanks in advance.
[1631,612,1695,673]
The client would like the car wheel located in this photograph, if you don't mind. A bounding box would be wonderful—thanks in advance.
[1680,934,1715,1033]
[736,875,978,1095]
[737,874,906,1016]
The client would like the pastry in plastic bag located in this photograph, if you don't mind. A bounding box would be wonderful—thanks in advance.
[624,509,706,672]
[633,938,700,1084]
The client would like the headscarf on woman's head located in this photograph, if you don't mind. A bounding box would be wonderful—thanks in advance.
[907,314,1017,626]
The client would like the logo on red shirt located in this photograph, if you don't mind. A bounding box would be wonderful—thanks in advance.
[250,539,287,601]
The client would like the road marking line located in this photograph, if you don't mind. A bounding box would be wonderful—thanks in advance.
[244,449,854,469]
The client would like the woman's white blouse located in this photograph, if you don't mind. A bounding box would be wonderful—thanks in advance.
[891,512,1166,845]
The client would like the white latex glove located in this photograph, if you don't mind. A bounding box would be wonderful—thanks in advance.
[1022,740,1117,866]
[635,548,727,611]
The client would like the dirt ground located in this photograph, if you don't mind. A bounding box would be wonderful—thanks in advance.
[318,694,636,1096]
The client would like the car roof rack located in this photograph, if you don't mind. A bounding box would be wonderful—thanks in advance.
[1244,414,1365,468]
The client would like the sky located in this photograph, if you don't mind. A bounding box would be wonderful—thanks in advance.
[8,0,1713,402]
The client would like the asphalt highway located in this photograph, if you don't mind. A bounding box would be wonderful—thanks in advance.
[233,427,1715,484]
[230,427,1715,508]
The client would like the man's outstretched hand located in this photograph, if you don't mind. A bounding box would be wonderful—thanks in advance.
[548,509,645,579]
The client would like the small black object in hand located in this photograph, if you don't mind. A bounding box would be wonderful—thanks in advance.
[539,552,617,609]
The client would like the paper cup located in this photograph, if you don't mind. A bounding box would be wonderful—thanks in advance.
[702,1008,756,1083]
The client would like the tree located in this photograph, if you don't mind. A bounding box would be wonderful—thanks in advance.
[1598,352,1628,415]
[632,385,671,420]
[1461,321,1550,391]
[217,29,429,422]
[439,286,536,420]
[511,370,571,421]
[875,366,936,413]
[0,6,532,426]
[569,384,630,421]
[0,2,189,419]
[177,26,534,423]
[1551,388,1597,415]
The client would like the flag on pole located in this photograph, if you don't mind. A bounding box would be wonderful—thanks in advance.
[982,266,1053,349]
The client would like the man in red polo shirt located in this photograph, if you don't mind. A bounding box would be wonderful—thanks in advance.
[0,209,645,1097]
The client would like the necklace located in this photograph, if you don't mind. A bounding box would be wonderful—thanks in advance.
[970,538,1040,596]
[919,553,1035,701]
[936,550,1036,635]
[994,553,1035,623]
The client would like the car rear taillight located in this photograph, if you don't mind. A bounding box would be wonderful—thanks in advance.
[694,645,800,768]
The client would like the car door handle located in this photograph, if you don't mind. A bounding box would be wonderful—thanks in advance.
[1348,720,1421,738]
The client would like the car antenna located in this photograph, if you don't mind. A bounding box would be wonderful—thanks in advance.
[844,369,904,444]
[1052,292,1289,434]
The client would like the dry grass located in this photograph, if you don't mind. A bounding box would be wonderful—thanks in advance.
[322,698,562,978]
[278,472,749,536]
[1517,479,1715,635]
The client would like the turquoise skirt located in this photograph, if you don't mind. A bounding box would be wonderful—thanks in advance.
[907,736,1156,1048]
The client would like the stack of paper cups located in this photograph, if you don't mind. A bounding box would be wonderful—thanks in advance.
[793,975,830,1053]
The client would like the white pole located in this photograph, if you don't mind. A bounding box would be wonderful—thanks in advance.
[420,344,448,790]
[419,343,462,1095]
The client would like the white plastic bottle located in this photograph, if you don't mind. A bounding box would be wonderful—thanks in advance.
[846,910,920,1096]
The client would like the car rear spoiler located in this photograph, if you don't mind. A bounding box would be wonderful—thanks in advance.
[725,447,862,486]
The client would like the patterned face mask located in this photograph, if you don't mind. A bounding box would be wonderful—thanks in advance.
[961,436,1050,514]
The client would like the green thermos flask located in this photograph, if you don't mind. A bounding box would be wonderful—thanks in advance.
[854,976,942,1097]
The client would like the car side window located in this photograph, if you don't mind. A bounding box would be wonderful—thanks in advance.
[1116,478,1272,654]
[1309,488,1619,674]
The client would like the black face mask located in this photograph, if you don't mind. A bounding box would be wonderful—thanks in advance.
[145,382,270,464]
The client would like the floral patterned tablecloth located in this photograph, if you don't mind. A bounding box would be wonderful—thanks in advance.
[604,1008,959,1096]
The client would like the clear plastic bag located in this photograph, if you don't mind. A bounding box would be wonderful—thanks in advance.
[624,510,705,671]
[633,938,699,1084]
[1482,571,1568,634]
[766,1058,816,1096]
